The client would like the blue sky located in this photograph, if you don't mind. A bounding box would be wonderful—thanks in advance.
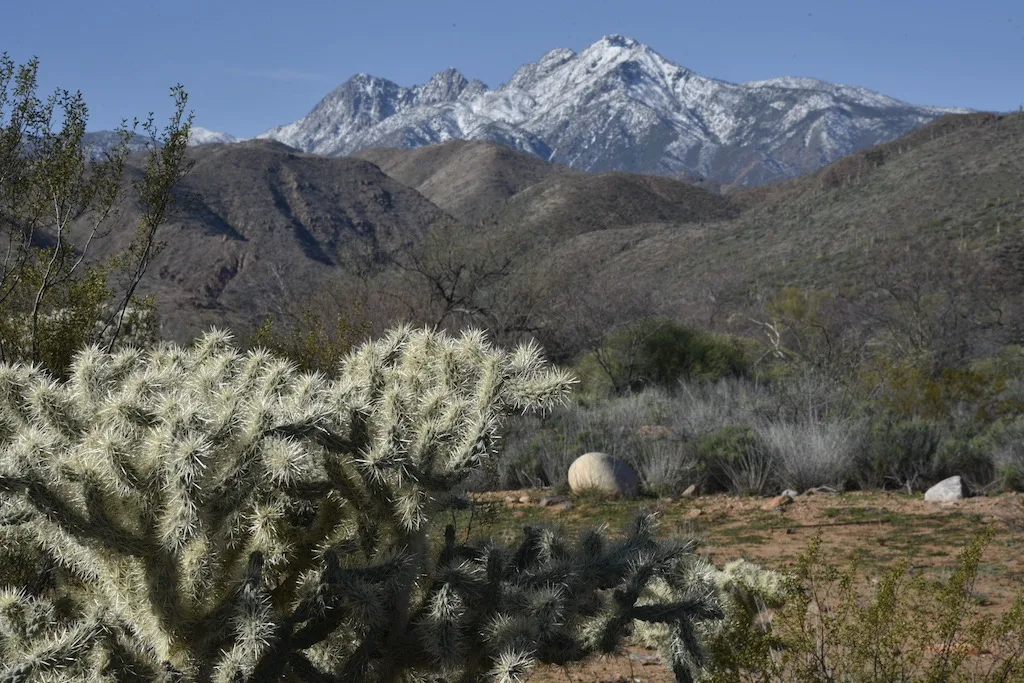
[2,0,1021,138]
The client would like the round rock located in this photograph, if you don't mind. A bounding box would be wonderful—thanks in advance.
[567,452,639,497]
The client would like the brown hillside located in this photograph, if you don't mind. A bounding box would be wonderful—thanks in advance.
[83,139,451,343]
[63,113,1023,360]
[352,140,573,224]
[729,112,1008,210]
[531,112,1024,348]
[483,171,741,250]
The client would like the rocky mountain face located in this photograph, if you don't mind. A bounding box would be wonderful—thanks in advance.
[77,139,450,343]
[255,34,971,186]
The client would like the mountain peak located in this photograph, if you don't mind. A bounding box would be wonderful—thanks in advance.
[249,36,971,186]
[417,67,471,104]
[597,34,640,49]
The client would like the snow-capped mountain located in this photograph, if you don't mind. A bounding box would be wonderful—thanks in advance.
[258,34,972,186]
[81,126,241,161]
[81,130,161,161]
[188,126,242,146]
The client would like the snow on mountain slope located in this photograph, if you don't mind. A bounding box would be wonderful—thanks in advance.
[257,34,972,186]
[188,126,242,145]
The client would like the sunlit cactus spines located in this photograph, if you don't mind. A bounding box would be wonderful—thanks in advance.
[0,325,724,682]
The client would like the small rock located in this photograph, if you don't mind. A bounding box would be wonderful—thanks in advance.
[762,494,793,511]
[539,495,569,507]
[925,476,964,502]
[681,484,697,497]
[504,495,517,503]
[556,501,574,512]
[780,489,799,498]
[567,452,639,497]
[513,510,526,519]
[660,497,676,504]
[519,494,533,504]
[685,508,703,519]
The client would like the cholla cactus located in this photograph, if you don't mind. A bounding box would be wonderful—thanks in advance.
[0,326,723,682]
[634,557,794,681]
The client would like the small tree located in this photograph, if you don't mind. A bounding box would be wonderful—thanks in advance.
[0,326,725,682]
[0,52,193,376]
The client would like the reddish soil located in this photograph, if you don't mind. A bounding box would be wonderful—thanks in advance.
[467,489,1024,682]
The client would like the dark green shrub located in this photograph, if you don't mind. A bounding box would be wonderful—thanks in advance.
[638,319,748,388]
[575,316,748,396]
[698,425,776,495]
[852,416,943,491]
[986,416,1024,491]
[932,434,998,493]
[247,304,370,377]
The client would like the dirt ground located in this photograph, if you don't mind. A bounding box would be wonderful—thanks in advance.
[464,489,1024,683]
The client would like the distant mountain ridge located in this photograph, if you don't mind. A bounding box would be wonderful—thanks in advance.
[81,35,973,187]
[255,34,972,186]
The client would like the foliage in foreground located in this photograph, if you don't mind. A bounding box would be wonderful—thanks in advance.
[0,52,194,379]
[0,326,731,682]
[698,529,1024,682]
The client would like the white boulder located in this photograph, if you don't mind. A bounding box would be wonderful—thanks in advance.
[925,475,964,502]
[567,452,639,497]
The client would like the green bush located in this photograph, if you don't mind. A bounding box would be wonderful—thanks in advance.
[247,304,370,378]
[697,425,776,495]
[851,416,943,491]
[575,316,748,396]
[932,433,998,493]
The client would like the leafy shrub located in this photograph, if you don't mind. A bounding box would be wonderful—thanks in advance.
[851,416,943,491]
[575,317,748,396]
[698,426,776,495]
[711,529,1024,682]
[248,304,370,377]
[932,433,999,493]
[0,327,734,681]
[986,416,1024,491]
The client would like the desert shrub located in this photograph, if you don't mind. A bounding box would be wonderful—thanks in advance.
[671,377,778,439]
[248,304,371,377]
[986,416,1024,491]
[757,418,859,493]
[633,440,704,496]
[851,415,943,491]
[931,433,999,493]
[0,327,737,681]
[716,529,1024,682]
[862,354,1024,425]
[698,425,776,495]
[574,316,748,397]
